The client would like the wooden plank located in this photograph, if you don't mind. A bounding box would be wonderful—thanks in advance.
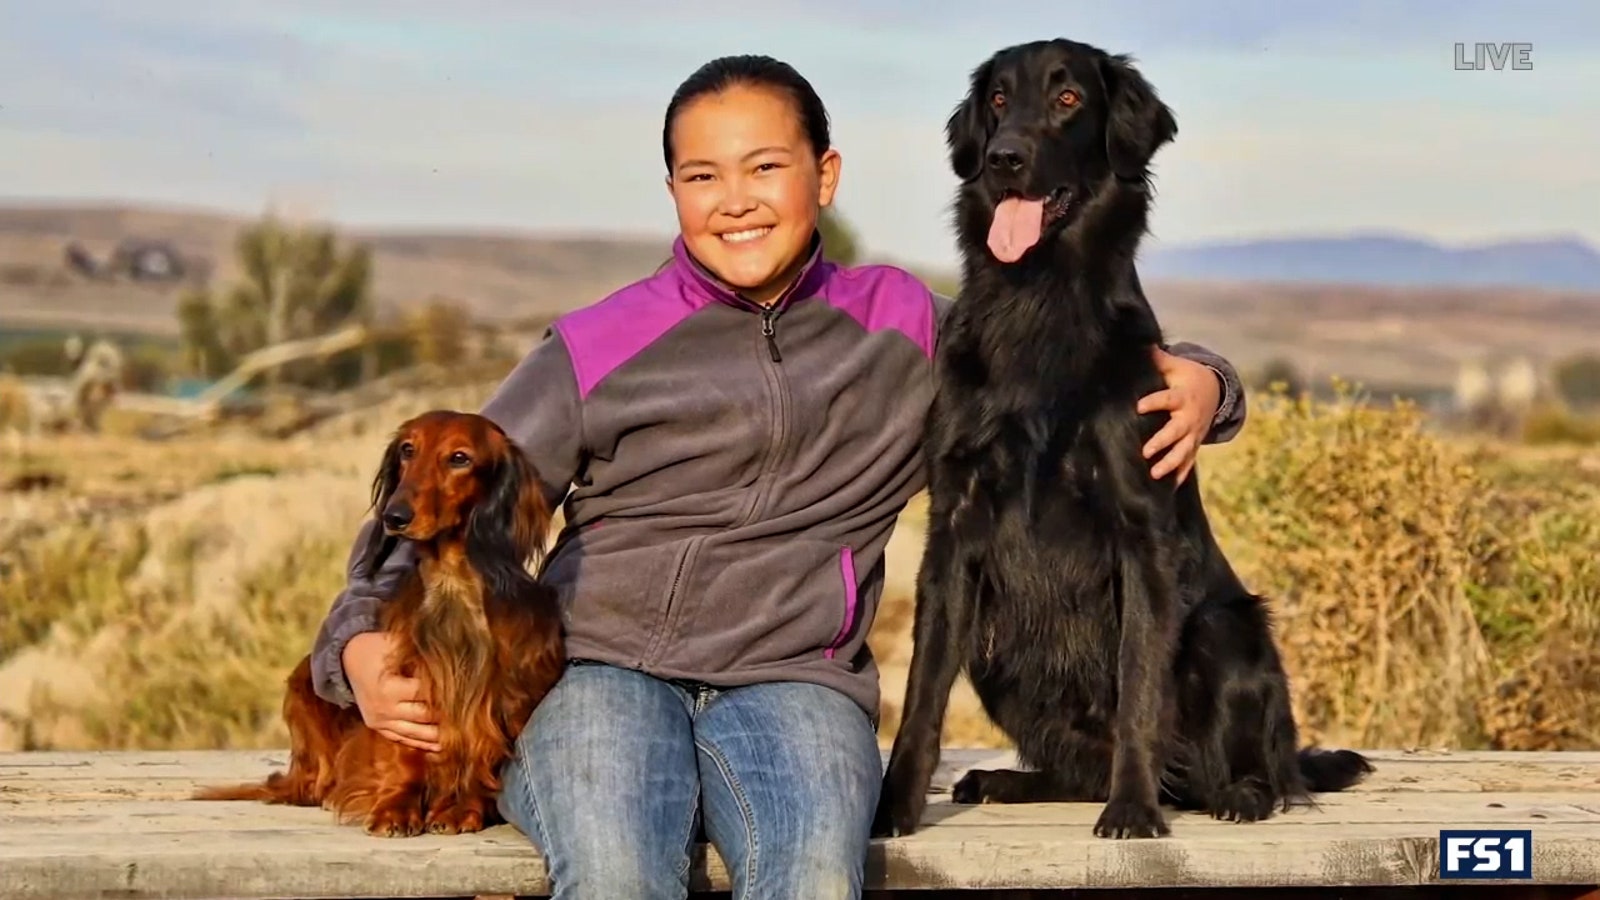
[6,748,1600,801]
[6,792,1600,838]
[3,749,1600,898]
[4,821,1599,897]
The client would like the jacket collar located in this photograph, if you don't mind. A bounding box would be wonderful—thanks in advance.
[672,230,829,314]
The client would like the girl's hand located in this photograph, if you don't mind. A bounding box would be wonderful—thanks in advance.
[1136,347,1222,485]
[343,631,442,752]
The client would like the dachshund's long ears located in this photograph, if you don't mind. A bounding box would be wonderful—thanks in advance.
[355,433,403,578]
[467,442,552,573]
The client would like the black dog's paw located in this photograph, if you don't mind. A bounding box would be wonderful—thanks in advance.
[1093,797,1169,839]
[1211,778,1277,823]
[872,781,927,838]
[950,769,991,805]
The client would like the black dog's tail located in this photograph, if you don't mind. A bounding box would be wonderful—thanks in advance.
[1297,747,1375,793]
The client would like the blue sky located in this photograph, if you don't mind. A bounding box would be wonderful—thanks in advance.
[1,1,1595,268]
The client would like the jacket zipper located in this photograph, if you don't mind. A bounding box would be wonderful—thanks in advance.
[747,302,789,523]
[645,300,790,668]
[760,305,782,362]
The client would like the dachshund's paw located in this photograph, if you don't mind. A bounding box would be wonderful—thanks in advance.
[366,803,426,837]
[426,805,486,835]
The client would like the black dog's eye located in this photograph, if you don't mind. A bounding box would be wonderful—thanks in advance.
[448,451,471,468]
[990,90,1006,109]
[1058,89,1081,108]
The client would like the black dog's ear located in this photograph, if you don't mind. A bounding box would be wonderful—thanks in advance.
[1099,53,1177,182]
[355,433,403,577]
[946,58,996,183]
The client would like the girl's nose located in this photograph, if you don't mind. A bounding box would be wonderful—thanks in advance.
[716,180,759,216]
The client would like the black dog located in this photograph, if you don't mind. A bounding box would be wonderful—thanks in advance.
[874,38,1373,840]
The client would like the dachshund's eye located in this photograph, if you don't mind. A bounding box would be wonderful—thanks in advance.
[990,90,1005,109]
[1058,89,1081,108]
[448,451,471,468]
[399,442,415,459]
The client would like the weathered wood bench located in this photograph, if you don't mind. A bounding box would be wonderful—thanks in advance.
[4,747,1600,899]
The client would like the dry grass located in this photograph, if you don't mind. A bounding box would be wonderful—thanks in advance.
[2,381,1597,753]
[1205,383,1500,748]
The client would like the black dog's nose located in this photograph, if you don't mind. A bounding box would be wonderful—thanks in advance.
[987,139,1027,172]
[382,502,413,532]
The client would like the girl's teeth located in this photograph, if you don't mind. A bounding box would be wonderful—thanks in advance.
[722,228,771,243]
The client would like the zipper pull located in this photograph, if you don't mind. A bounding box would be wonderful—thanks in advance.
[760,307,782,362]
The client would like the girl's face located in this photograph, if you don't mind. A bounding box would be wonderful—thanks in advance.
[666,84,841,306]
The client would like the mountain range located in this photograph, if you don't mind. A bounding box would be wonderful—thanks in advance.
[1138,233,1600,292]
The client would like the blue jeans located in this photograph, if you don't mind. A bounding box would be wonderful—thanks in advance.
[497,661,884,899]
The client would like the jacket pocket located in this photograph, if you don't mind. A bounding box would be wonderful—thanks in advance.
[824,546,858,659]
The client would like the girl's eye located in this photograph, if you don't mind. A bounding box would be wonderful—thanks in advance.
[685,173,711,182]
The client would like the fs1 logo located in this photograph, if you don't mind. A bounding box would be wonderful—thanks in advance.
[1439,830,1533,879]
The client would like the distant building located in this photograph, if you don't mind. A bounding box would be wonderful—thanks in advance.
[1451,354,1551,437]
[1454,360,1492,413]
[110,238,187,282]
[1497,357,1541,411]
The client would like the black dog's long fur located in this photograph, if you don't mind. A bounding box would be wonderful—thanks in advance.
[874,39,1373,840]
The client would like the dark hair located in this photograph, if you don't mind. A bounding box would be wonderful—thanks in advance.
[662,54,831,171]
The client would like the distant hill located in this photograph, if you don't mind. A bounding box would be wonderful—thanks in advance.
[5,201,1600,394]
[1139,233,1600,292]
[0,202,673,337]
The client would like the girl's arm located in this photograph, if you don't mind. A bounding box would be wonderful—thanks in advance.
[930,292,1248,444]
[308,331,586,706]
[1164,340,1247,444]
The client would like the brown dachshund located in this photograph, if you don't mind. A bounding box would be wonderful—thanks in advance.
[194,410,566,837]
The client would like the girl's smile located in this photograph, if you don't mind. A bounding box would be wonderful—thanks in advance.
[719,226,774,244]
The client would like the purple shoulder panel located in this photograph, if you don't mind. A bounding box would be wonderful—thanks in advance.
[818,264,936,360]
[551,269,707,399]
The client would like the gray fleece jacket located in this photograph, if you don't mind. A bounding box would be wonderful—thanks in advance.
[309,233,1246,719]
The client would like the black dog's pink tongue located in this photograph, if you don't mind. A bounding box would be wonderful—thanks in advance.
[988,196,1045,262]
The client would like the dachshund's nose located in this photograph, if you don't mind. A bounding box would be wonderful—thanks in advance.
[987,138,1027,172]
[382,502,413,532]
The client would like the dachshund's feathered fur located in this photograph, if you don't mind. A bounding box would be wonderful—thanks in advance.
[194,410,565,836]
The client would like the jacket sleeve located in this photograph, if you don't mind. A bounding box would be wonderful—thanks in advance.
[1163,341,1247,445]
[309,329,586,706]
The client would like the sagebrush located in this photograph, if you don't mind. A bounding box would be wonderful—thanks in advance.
[2,384,1596,752]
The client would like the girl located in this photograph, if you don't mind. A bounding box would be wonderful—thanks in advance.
[310,54,1247,900]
